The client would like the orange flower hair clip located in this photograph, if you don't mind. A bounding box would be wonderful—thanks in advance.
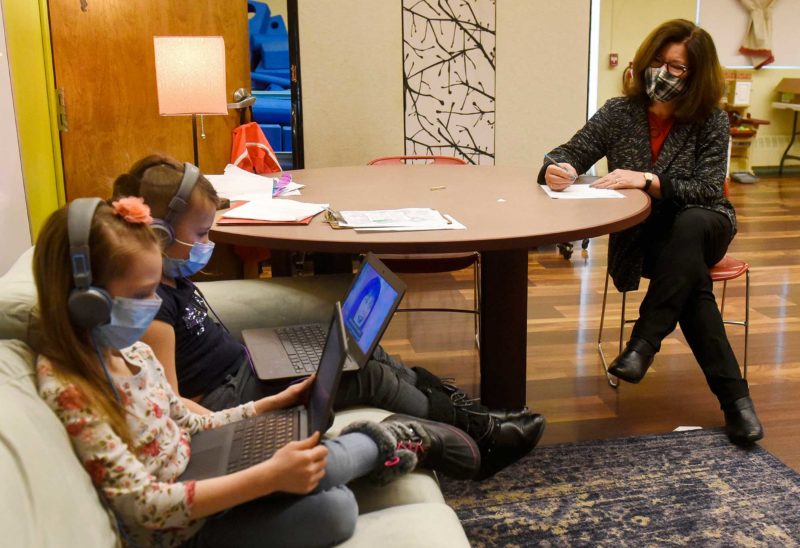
[111,196,153,225]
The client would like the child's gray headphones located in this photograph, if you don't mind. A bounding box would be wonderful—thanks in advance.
[149,162,201,247]
[67,197,114,329]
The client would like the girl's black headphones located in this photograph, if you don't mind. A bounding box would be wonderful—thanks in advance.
[149,162,201,247]
[67,197,114,329]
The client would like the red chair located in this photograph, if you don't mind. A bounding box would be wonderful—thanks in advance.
[367,155,480,346]
[597,255,751,388]
[368,155,469,166]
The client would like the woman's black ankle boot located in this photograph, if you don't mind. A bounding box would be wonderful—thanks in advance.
[723,396,764,446]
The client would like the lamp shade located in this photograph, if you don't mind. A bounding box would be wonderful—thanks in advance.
[154,36,228,116]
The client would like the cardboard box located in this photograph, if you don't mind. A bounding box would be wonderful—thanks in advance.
[775,78,800,104]
[723,69,755,105]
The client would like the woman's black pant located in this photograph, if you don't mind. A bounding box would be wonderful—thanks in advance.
[630,207,749,409]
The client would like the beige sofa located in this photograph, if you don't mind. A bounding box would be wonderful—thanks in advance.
[0,248,469,547]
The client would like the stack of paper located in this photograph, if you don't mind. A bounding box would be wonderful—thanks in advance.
[206,164,305,201]
[220,199,328,223]
[335,208,466,232]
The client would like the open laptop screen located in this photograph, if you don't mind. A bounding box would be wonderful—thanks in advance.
[341,261,399,355]
[308,302,347,435]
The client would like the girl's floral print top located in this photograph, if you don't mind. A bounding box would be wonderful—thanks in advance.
[36,342,256,547]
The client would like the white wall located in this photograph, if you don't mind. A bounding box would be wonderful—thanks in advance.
[596,0,800,169]
[0,3,32,275]
[298,0,591,169]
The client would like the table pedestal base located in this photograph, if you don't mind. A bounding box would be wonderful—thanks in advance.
[479,249,528,409]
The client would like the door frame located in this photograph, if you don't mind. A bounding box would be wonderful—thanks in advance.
[287,0,304,169]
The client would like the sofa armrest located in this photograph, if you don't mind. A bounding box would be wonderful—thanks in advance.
[0,247,41,349]
[195,274,352,341]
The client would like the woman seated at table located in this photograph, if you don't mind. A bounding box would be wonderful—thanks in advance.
[538,19,762,446]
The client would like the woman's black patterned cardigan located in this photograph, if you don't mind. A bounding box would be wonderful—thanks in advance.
[537,96,734,292]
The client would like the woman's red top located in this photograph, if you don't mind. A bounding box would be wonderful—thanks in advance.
[648,110,675,163]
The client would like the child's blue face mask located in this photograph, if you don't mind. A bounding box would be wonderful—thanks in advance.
[93,295,163,350]
[162,239,215,278]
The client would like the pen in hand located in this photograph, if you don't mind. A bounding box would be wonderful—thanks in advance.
[544,153,577,183]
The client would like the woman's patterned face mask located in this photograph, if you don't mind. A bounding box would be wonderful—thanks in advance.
[644,66,687,103]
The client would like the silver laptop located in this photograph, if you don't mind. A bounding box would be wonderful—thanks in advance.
[243,253,406,381]
[178,303,347,481]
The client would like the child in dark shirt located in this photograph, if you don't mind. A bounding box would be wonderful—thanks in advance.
[113,154,545,478]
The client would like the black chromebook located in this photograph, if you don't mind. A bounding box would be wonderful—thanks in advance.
[179,303,347,481]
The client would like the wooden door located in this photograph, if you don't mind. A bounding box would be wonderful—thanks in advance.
[49,0,250,200]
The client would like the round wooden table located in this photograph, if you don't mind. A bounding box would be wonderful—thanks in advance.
[211,165,651,408]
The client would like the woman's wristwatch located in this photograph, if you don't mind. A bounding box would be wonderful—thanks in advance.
[643,172,654,192]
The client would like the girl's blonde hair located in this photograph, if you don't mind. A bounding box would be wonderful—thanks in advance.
[33,202,160,447]
[112,154,219,220]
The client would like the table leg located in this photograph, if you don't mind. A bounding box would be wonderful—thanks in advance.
[270,250,294,277]
[479,248,528,409]
[780,111,799,176]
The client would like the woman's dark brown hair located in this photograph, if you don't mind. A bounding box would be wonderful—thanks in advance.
[624,19,725,122]
[111,155,218,220]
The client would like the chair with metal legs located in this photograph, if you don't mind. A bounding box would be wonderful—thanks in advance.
[367,155,481,348]
[597,254,750,388]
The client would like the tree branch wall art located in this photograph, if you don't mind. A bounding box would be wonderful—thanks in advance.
[403,0,496,164]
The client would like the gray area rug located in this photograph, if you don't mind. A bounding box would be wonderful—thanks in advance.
[441,429,800,546]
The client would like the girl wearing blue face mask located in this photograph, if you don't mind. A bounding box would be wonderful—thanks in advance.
[538,19,762,447]
[33,198,483,547]
[112,155,546,480]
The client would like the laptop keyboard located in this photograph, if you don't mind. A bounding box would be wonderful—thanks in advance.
[227,409,297,473]
[276,324,327,374]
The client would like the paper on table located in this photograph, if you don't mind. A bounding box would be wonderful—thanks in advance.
[275,182,304,196]
[540,184,625,199]
[338,208,450,228]
[220,199,328,222]
[353,214,466,232]
[206,164,275,200]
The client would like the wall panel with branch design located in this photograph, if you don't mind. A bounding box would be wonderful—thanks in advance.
[403,0,495,164]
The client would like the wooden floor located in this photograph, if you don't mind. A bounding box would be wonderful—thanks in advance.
[380,175,800,472]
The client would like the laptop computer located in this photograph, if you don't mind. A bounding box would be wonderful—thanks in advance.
[178,302,347,481]
[243,252,407,381]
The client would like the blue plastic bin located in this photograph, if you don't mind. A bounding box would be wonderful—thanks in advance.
[259,124,282,152]
[252,90,291,125]
[282,126,293,153]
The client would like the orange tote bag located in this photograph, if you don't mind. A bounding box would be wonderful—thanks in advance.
[230,122,282,174]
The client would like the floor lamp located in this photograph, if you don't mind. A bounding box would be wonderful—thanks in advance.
[153,36,228,167]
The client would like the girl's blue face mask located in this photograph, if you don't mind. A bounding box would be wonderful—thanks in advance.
[93,295,163,350]
[162,239,215,278]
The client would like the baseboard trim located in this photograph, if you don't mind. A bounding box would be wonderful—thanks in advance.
[752,166,800,176]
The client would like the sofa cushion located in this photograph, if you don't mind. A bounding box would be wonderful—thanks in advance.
[339,503,470,547]
[0,340,118,547]
[0,247,351,348]
[195,274,352,341]
[0,248,40,349]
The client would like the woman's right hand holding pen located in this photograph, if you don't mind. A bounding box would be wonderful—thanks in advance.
[544,161,578,192]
